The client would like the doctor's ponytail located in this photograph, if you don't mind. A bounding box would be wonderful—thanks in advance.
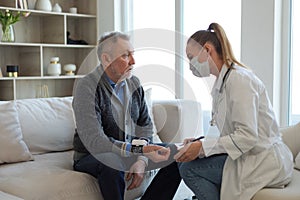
[188,23,247,68]
[208,23,246,68]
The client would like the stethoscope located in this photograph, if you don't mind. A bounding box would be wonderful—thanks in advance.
[210,63,234,126]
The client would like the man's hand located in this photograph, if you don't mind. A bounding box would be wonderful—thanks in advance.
[174,140,203,162]
[126,160,146,190]
[143,145,170,163]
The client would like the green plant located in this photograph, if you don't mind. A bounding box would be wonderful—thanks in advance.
[0,10,30,32]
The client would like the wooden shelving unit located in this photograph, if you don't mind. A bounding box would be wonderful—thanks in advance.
[0,0,98,100]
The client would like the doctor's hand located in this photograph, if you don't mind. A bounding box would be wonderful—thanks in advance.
[126,160,146,190]
[183,137,197,145]
[174,140,203,162]
[143,145,171,163]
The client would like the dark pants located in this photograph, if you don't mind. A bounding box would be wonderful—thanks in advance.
[74,154,126,200]
[73,144,181,200]
[141,161,181,200]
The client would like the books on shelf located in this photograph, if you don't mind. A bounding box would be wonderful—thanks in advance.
[17,0,28,10]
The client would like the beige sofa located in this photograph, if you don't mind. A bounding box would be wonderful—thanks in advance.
[154,100,300,200]
[252,122,300,200]
[0,96,299,200]
[0,97,199,200]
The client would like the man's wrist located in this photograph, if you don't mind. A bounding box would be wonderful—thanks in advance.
[137,156,148,167]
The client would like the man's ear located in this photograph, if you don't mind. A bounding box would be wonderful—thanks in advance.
[101,53,111,66]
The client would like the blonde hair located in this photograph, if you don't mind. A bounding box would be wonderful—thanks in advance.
[188,22,246,68]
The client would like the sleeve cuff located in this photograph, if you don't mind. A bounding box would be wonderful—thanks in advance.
[137,156,148,167]
[202,137,227,157]
[112,141,132,157]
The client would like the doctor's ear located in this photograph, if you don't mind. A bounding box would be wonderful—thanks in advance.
[204,47,211,54]
[203,43,213,54]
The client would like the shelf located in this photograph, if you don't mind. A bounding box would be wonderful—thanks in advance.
[25,9,96,18]
[0,7,96,18]
[0,43,96,48]
[0,75,84,80]
[0,77,15,80]
[0,43,41,47]
[0,0,98,100]
[40,75,85,79]
[1,7,97,45]
[15,79,76,99]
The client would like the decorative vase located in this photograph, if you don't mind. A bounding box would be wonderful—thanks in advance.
[6,65,19,77]
[63,64,76,76]
[52,3,62,12]
[1,25,15,42]
[27,0,37,9]
[35,0,52,11]
[47,57,61,76]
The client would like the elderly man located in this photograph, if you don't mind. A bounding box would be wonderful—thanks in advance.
[72,31,181,200]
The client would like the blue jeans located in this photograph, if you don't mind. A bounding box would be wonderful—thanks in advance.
[179,154,228,200]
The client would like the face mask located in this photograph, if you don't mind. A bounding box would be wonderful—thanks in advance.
[189,56,210,77]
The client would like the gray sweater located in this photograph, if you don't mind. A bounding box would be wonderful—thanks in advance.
[72,65,153,159]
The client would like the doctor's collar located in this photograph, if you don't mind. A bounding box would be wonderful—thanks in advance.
[213,65,230,92]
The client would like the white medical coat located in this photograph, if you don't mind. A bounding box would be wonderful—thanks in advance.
[202,65,293,200]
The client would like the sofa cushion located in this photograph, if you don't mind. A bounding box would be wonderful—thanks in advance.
[280,122,300,161]
[0,101,33,164]
[0,150,157,200]
[0,151,102,200]
[16,97,75,154]
[252,169,300,200]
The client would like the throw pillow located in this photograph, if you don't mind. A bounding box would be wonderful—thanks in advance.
[17,97,75,154]
[0,101,33,164]
[144,88,162,143]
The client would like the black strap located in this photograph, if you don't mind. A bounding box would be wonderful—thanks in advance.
[219,63,234,93]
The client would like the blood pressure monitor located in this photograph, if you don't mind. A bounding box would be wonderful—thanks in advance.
[131,139,148,154]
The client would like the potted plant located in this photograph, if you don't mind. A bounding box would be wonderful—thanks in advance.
[0,9,30,42]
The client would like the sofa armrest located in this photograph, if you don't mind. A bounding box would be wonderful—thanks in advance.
[152,99,203,143]
[280,122,300,161]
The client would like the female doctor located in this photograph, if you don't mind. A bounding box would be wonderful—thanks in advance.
[174,22,293,200]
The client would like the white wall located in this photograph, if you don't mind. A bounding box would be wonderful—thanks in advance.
[241,0,288,125]
[97,0,118,37]
[98,0,288,125]
[97,0,126,36]
[241,0,276,101]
